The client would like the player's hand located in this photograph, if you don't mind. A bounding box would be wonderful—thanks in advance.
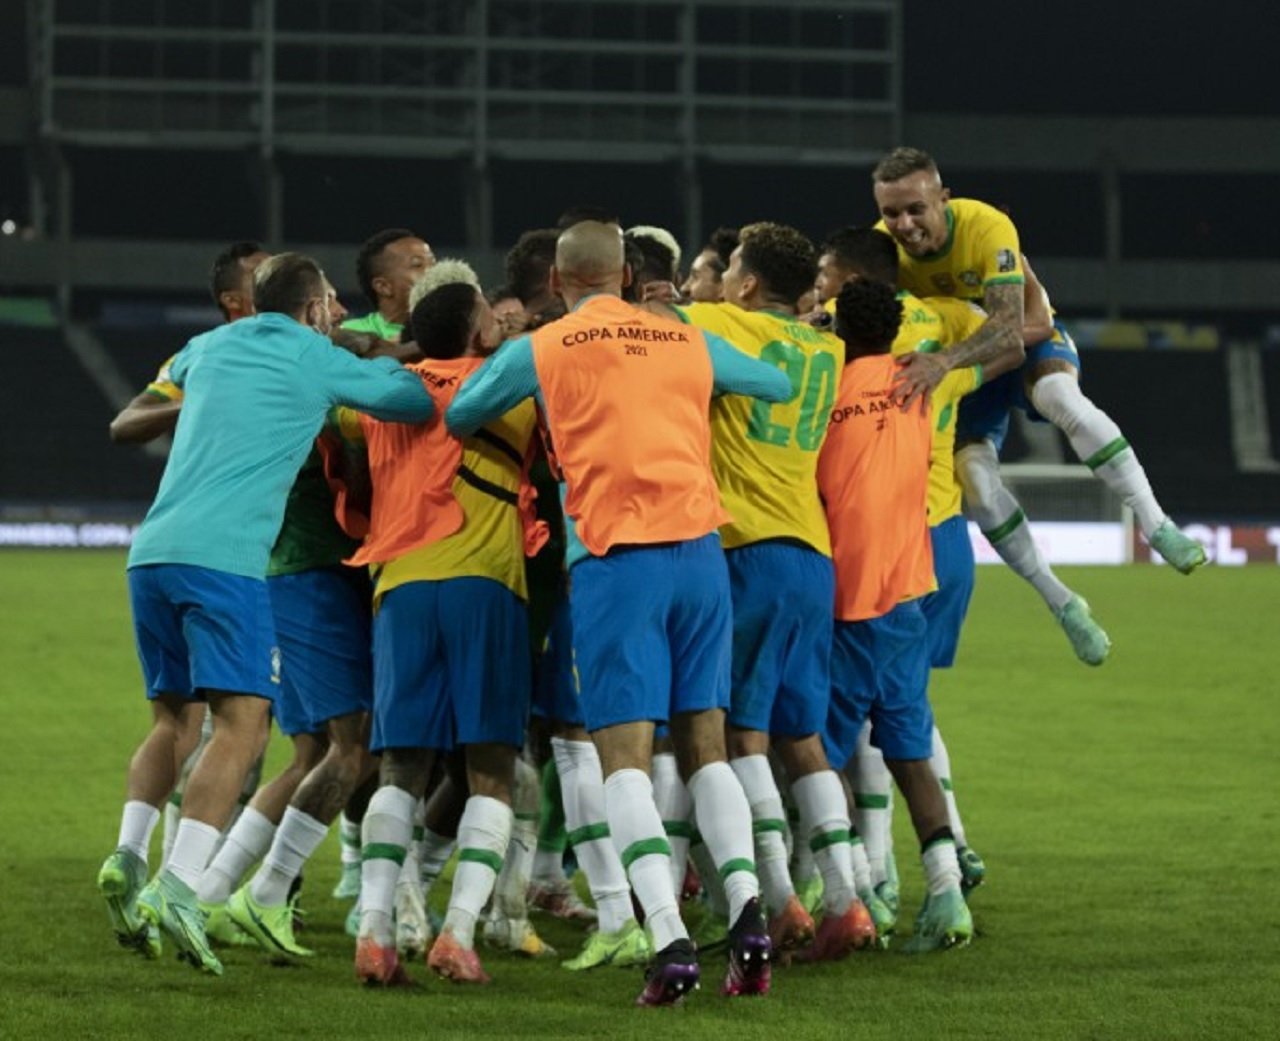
[498,310,530,339]
[891,351,949,412]
[641,280,683,305]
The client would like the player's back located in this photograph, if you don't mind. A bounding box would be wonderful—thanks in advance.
[683,302,843,554]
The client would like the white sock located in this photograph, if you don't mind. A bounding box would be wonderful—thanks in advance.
[728,755,793,913]
[196,805,276,905]
[117,800,160,863]
[688,761,759,925]
[167,818,221,890]
[957,440,1074,613]
[789,769,855,916]
[492,760,539,919]
[651,751,693,898]
[249,807,328,907]
[930,726,968,850]
[339,812,362,869]
[603,768,686,950]
[358,785,415,945]
[552,737,634,934]
[420,827,455,894]
[161,794,182,866]
[1031,371,1167,538]
[849,834,874,898]
[850,723,893,887]
[922,836,963,897]
[443,795,512,949]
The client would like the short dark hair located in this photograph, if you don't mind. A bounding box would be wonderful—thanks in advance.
[556,205,620,231]
[209,241,264,316]
[737,222,817,306]
[485,283,521,307]
[834,278,902,355]
[872,146,938,184]
[410,282,480,360]
[821,226,899,286]
[504,229,559,306]
[356,228,418,307]
[253,253,327,318]
[708,227,739,268]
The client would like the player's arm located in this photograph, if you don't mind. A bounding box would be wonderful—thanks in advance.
[1021,255,1055,346]
[321,348,435,424]
[109,390,181,444]
[329,327,424,364]
[446,336,539,437]
[704,333,793,401]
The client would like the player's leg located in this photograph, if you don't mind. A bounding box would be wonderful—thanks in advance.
[484,756,555,958]
[865,601,971,953]
[572,546,698,1005]
[427,578,529,982]
[669,536,770,998]
[1023,331,1205,572]
[161,705,208,867]
[651,733,694,899]
[334,777,376,901]
[929,725,985,894]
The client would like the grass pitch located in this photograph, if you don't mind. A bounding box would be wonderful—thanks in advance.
[1,552,1276,1040]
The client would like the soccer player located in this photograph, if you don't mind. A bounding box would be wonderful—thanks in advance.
[872,147,1205,664]
[666,221,881,959]
[344,228,436,340]
[349,261,538,987]
[447,221,792,1005]
[625,224,682,302]
[97,253,433,976]
[681,227,739,303]
[818,277,975,953]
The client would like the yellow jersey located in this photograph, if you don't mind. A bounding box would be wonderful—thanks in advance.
[336,399,537,601]
[825,290,946,355]
[878,198,1025,303]
[680,302,844,554]
[146,355,182,401]
[892,293,984,526]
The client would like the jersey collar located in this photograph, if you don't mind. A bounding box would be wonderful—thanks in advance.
[916,206,956,262]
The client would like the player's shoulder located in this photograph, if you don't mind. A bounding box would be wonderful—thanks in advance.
[950,198,1019,235]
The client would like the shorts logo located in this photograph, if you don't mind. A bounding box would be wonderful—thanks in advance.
[996,249,1017,273]
[270,646,282,685]
[959,270,981,287]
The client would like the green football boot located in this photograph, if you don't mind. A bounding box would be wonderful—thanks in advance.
[1150,521,1207,575]
[199,901,255,947]
[97,848,153,954]
[1055,595,1111,666]
[227,886,313,959]
[902,888,973,954]
[795,873,824,917]
[958,846,987,897]
[136,870,222,975]
[859,888,897,948]
[561,919,651,970]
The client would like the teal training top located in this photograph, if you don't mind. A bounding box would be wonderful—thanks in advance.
[128,312,433,579]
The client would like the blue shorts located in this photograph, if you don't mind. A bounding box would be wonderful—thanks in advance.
[727,541,834,737]
[920,515,975,669]
[956,320,1082,451]
[531,595,583,727]
[371,577,530,753]
[128,564,279,701]
[268,566,373,737]
[570,534,731,732]
[822,600,933,768]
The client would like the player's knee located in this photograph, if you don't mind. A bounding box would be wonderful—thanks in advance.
[1029,370,1091,435]
[954,440,1000,506]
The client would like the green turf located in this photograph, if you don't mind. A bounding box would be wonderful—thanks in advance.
[1,552,1277,1039]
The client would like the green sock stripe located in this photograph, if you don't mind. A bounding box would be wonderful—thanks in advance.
[341,832,361,849]
[567,822,611,848]
[458,847,504,874]
[168,791,183,809]
[1085,437,1130,470]
[362,842,407,866]
[752,818,788,837]
[849,834,865,848]
[810,828,852,853]
[621,837,672,871]
[983,508,1027,546]
[939,777,954,792]
[689,829,704,848]
[853,793,890,810]
[413,826,425,841]
[922,835,956,854]
[717,857,757,882]
[663,820,696,840]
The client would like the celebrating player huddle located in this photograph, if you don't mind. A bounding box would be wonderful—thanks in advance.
[96,148,1205,1007]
